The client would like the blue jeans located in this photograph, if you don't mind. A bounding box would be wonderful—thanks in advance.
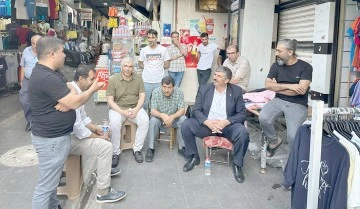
[144,82,161,110]
[32,134,71,209]
[168,71,184,87]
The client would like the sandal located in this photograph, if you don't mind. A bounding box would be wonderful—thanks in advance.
[266,140,283,157]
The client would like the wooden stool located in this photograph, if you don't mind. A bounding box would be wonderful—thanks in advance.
[157,127,176,150]
[203,136,233,165]
[57,155,83,199]
[120,120,137,151]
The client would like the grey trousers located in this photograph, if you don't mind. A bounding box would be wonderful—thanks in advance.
[70,136,112,191]
[32,134,71,209]
[19,78,32,123]
[147,115,187,150]
[259,98,307,146]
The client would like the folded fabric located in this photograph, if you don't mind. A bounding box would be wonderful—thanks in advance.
[243,90,275,103]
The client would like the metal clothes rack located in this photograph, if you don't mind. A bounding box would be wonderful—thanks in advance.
[307,98,359,208]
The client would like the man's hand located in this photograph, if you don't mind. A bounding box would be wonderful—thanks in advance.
[214,119,230,131]
[120,108,133,118]
[89,78,105,92]
[160,113,173,127]
[230,77,240,84]
[289,84,306,95]
[55,103,70,112]
[128,108,139,119]
[95,126,110,140]
[204,120,222,134]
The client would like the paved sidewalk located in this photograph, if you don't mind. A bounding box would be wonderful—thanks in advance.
[0,96,291,209]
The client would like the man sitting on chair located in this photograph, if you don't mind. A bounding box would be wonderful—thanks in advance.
[181,66,249,183]
[145,76,187,162]
[107,57,149,165]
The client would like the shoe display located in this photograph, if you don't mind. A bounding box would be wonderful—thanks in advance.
[145,148,154,162]
[110,167,122,176]
[25,122,31,132]
[232,163,245,183]
[182,156,200,172]
[96,188,126,203]
[133,151,143,163]
[112,154,119,168]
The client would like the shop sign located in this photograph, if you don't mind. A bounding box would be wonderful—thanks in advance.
[96,69,109,90]
[81,8,92,21]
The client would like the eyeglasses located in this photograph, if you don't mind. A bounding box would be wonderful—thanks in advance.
[226,52,236,55]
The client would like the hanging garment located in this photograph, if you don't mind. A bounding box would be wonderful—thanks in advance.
[284,125,350,209]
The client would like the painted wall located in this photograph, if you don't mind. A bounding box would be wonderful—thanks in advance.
[339,0,360,107]
[172,0,228,103]
[241,0,276,90]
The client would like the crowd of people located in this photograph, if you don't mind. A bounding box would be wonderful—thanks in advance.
[21,27,312,208]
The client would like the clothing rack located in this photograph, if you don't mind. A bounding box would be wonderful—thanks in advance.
[307,98,360,208]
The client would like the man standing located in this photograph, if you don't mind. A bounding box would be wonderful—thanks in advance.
[29,36,105,209]
[145,76,187,162]
[107,57,149,165]
[259,39,312,157]
[181,66,249,183]
[19,34,41,132]
[167,31,187,87]
[138,29,170,109]
[197,32,220,88]
[79,39,88,53]
[69,66,126,203]
[223,45,251,92]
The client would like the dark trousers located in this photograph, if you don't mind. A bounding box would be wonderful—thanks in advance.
[197,69,211,88]
[19,78,32,123]
[181,118,249,167]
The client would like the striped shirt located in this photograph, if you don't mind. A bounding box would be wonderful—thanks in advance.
[150,86,185,115]
[167,43,186,72]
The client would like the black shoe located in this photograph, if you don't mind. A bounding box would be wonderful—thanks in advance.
[96,187,126,203]
[25,122,31,132]
[183,156,200,172]
[232,163,245,183]
[178,147,190,159]
[112,154,119,168]
[145,148,154,162]
[133,151,143,163]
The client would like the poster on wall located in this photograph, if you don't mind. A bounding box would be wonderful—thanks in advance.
[189,17,215,36]
[180,29,202,68]
[163,23,171,37]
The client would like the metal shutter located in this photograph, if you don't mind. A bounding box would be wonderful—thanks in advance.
[278,4,315,63]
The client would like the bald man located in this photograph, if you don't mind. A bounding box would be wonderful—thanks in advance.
[20,35,41,132]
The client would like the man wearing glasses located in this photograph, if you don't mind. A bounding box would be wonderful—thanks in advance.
[223,45,251,93]
[19,34,41,132]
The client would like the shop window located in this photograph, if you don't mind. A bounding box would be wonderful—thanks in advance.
[196,0,228,13]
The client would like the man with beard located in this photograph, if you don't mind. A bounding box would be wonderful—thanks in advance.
[259,39,312,157]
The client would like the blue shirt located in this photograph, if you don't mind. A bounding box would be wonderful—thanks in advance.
[24,0,35,19]
[20,46,38,79]
[5,0,10,16]
[0,1,5,16]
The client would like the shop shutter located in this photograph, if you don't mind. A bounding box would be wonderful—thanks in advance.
[278,4,315,63]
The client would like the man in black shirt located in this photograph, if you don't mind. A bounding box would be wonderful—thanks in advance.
[259,39,312,157]
[28,36,108,209]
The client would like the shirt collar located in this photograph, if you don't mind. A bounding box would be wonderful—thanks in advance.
[119,73,134,81]
[70,81,82,94]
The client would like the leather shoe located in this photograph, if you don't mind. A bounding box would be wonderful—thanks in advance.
[25,122,31,132]
[183,156,200,172]
[232,163,245,183]
[112,154,119,168]
[145,148,154,162]
[133,151,143,163]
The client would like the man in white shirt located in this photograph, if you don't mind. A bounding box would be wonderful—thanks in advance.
[65,66,126,203]
[197,32,220,88]
[138,29,170,110]
[223,45,251,92]
[79,39,88,53]
[102,40,111,55]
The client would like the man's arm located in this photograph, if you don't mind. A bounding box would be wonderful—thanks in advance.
[57,79,104,109]
[230,59,251,84]
[138,61,144,69]
[164,60,170,69]
[129,92,145,118]
[107,95,125,115]
[19,67,25,87]
[226,88,247,124]
[277,80,311,96]
[192,87,208,124]
[179,44,188,56]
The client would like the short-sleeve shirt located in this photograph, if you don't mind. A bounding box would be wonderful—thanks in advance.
[28,63,76,138]
[138,45,170,83]
[106,73,145,109]
[150,86,185,115]
[267,59,313,107]
[223,55,251,91]
[20,46,38,79]
[197,42,218,70]
[167,43,186,72]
